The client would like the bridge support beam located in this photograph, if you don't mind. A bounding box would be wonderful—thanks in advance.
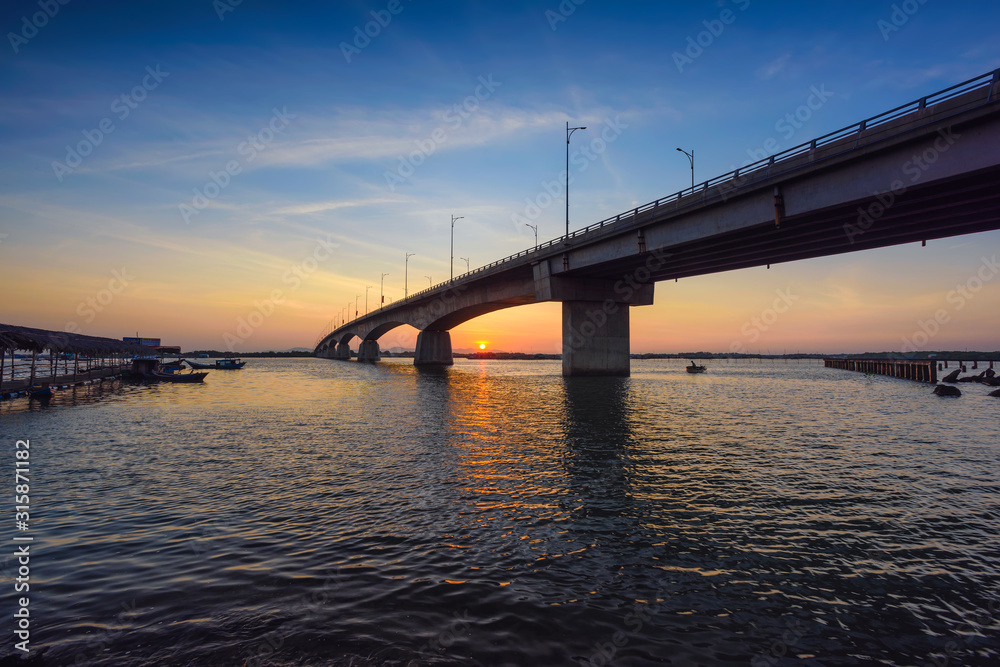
[414,330,453,366]
[335,342,352,360]
[357,339,380,362]
[562,301,631,376]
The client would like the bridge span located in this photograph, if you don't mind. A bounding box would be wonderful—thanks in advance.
[316,70,1000,376]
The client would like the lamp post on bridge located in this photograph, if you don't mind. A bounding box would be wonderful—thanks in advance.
[525,223,538,248]
[405,252,415,299]
[365,285,372,315]
[676,147,694,190]
[450,214,463,283]
[380,272,389,307]
[566,121,586,241]
[425,275,432,288]
[355,295,360,319]
[460,256,469,273]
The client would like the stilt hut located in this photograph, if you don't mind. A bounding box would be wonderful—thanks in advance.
[0,323,150,396]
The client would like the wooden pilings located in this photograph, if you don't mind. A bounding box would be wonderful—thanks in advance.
[824,358,938,383]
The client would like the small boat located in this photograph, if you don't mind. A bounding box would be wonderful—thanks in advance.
[186,358,245,370]
[686,361,707,374]
[29,383,53,398]
[146,370,208,383]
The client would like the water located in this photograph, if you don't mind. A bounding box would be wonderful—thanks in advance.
[1,358,998,666]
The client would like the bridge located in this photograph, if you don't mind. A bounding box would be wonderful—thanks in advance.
[315,69,1000,376]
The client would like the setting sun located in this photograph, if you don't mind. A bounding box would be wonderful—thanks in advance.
[479,343,486,350]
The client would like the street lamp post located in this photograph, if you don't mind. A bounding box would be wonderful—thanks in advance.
[425,275,432,287]
[450,214,464,283]
[365,285,372,315]
[355,295,360,319]
[676,147,694,190]
[460,256,469,273]
[525,223,538,247]
[566,121,586,240]
[405,252,415,298]
[380,272,389,306]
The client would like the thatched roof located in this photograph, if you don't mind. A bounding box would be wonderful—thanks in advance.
[0,323,150,355]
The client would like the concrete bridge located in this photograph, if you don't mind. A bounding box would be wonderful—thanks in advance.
[316,69,1000,376]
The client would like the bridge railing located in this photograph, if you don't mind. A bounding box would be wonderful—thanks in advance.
[319,68,1000,344]
[553,67,1000,244]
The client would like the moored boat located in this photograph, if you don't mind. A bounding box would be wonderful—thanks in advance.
[186,358,245,369]
[28,383,53,398]
[686,361,707,373]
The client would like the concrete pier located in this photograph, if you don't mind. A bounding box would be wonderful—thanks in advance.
[357,339,380,362]
[414,330,453,366]
[824,358,937,383]
[335,342,352,360]
[562,302,631,376]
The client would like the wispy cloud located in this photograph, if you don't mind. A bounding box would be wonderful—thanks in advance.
[756,53,792,80]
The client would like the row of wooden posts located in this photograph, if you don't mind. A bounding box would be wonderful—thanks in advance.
[823,358,939,383]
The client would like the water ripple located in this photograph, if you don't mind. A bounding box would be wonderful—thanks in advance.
[1,358,998,665]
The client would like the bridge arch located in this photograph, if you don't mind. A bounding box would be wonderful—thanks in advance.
[365,321,409,341]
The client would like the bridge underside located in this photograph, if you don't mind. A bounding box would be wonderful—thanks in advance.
[573,165,1000,284]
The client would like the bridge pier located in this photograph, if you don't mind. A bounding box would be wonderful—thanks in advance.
[335,342,352,360]
[533,260,653,377]
[562,301,631,376]
[414,330,453,366]
[357,339,380,362]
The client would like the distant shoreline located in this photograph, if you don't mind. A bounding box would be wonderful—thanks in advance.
[187,350,1000,361]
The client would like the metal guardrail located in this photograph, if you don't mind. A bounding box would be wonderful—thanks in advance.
[318,69,1000,345]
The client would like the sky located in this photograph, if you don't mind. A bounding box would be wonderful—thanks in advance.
[1,0,998,354]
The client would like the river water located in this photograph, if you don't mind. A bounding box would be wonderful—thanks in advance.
[1,358,998,666]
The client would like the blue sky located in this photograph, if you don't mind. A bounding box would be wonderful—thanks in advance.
[1,0,998,352]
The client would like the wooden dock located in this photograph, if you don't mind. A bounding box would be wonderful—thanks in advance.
[824,358,938,383]
[1,323,150,399]
[0,365,129,395]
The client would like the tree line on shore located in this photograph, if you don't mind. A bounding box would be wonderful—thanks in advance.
[185,349,999,360]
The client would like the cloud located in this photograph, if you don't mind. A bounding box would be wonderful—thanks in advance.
[757,53,792,80]
[91,105,574,177]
